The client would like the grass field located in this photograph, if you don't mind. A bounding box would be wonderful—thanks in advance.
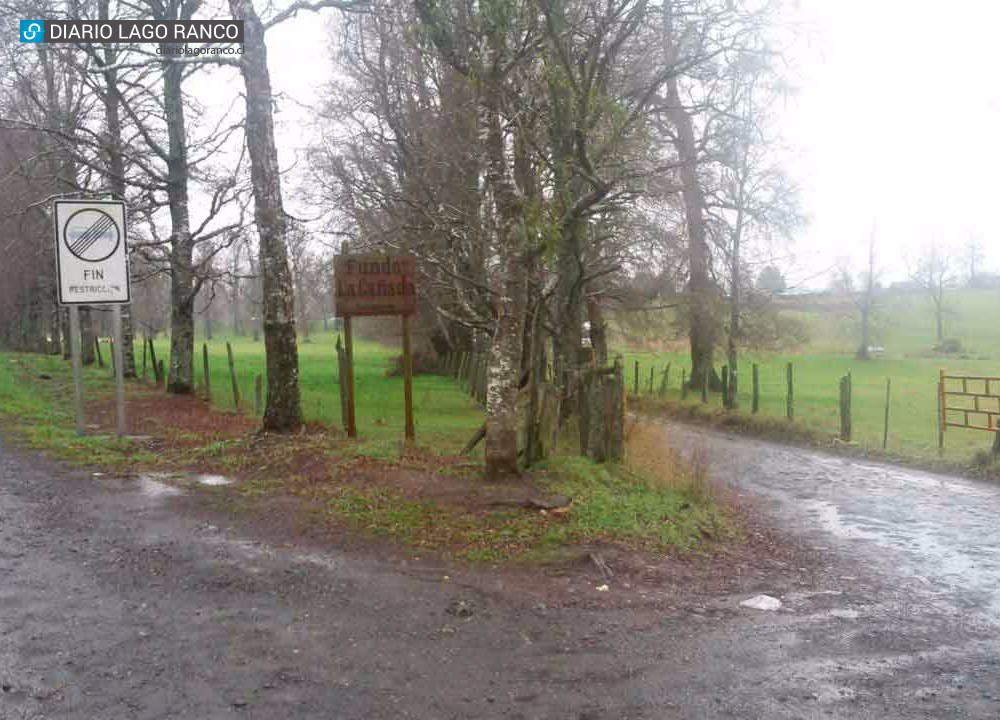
[780,287,1000,358]
[146,333,485,458]
[10,285,999,471]
[616,287,1000,465]
[144,308,997,465]
[620,350,998,463]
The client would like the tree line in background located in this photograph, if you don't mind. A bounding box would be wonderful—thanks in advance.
[0,0,802,481]
[829,232,998,361]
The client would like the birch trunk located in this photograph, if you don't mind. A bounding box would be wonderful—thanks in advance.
[482,71,526,481]
[229,0,302,431]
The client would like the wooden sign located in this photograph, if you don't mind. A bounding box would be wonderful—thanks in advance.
[332,253,417,444]
[334,254,416,317]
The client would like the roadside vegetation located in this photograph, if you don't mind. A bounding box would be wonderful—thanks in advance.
[0,346,728,564]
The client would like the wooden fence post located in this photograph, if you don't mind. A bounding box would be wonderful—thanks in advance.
[721,365,729,409]
[883,377,891,450]
[459,352,469,383]
[94,337,104,368]
[786,362,794,420]
[141,338,147,380]
[839,374,852,441]
[226,341,240,409]
[402,314,415,443]
[659,363,671,396]
[254,374,263,416]
[336,335,349,431]
[109,337,116,374]
[752,363,760,414]
[147,338,157,382]
[344,316,357,438]
[938,369,945,454]
[633,360,639,397]
[648,365,655,395]
[157,360,164,388]
[202,343,211,402]
[580,357,625,462]
[681,369,688,399]
[468,353,480,395]
[478,355,488,404]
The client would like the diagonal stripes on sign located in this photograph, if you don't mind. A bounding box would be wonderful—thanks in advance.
[69,215,115,256]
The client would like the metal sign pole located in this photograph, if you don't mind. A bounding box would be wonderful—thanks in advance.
[112,304,126,436]
[69,306,85,435]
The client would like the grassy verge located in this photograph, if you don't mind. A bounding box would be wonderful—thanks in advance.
[0,352,157,468]
[632,393,1000,482]
[0,346,728,564]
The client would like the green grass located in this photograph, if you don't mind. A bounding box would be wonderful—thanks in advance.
[0,352,156,467]
[610,287,1000,466]
[619,351,998,465]
[146,332,484,457]
[316,454,726,562]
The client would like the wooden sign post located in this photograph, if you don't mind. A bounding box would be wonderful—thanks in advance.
[334,255,417,442]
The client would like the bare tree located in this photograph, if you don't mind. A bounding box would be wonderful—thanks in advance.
[910,239,956,347]
[963,235,985,288]
[838,227,881,360]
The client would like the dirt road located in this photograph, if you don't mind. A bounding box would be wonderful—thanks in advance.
[2,427,1000,719]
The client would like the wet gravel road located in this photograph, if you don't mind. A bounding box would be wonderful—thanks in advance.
[3,427,1000,719]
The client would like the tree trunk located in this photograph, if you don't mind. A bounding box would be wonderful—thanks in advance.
[49,302,61,355]
[586,296,608,367]
[230,0,302,431]
[858,307,871,360]
[481,69,526,482]
[663,5,717,393]
[726,229,741,410]
[60,307,70,360]
[162,44,195,394]
[79,307,96,365]
[98,0,136,378]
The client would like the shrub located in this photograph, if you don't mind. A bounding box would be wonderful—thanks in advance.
[386,348,441,376]
[933,338,963,354]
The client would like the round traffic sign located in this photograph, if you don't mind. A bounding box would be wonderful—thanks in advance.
[63,208,121,263]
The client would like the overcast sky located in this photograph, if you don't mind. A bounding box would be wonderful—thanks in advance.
[252,0,1000,289]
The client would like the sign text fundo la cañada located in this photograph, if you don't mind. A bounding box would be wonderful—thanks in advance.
[334,255,416,318]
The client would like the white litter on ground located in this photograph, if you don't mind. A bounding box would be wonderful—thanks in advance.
[829,608,860,620]
[740,594,782,611]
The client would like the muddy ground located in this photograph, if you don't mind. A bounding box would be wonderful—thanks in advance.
[2,421,1000,718]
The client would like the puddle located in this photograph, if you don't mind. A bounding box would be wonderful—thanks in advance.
[138,476,183,498]
[131,471,233,498]
[196,474,232,487]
